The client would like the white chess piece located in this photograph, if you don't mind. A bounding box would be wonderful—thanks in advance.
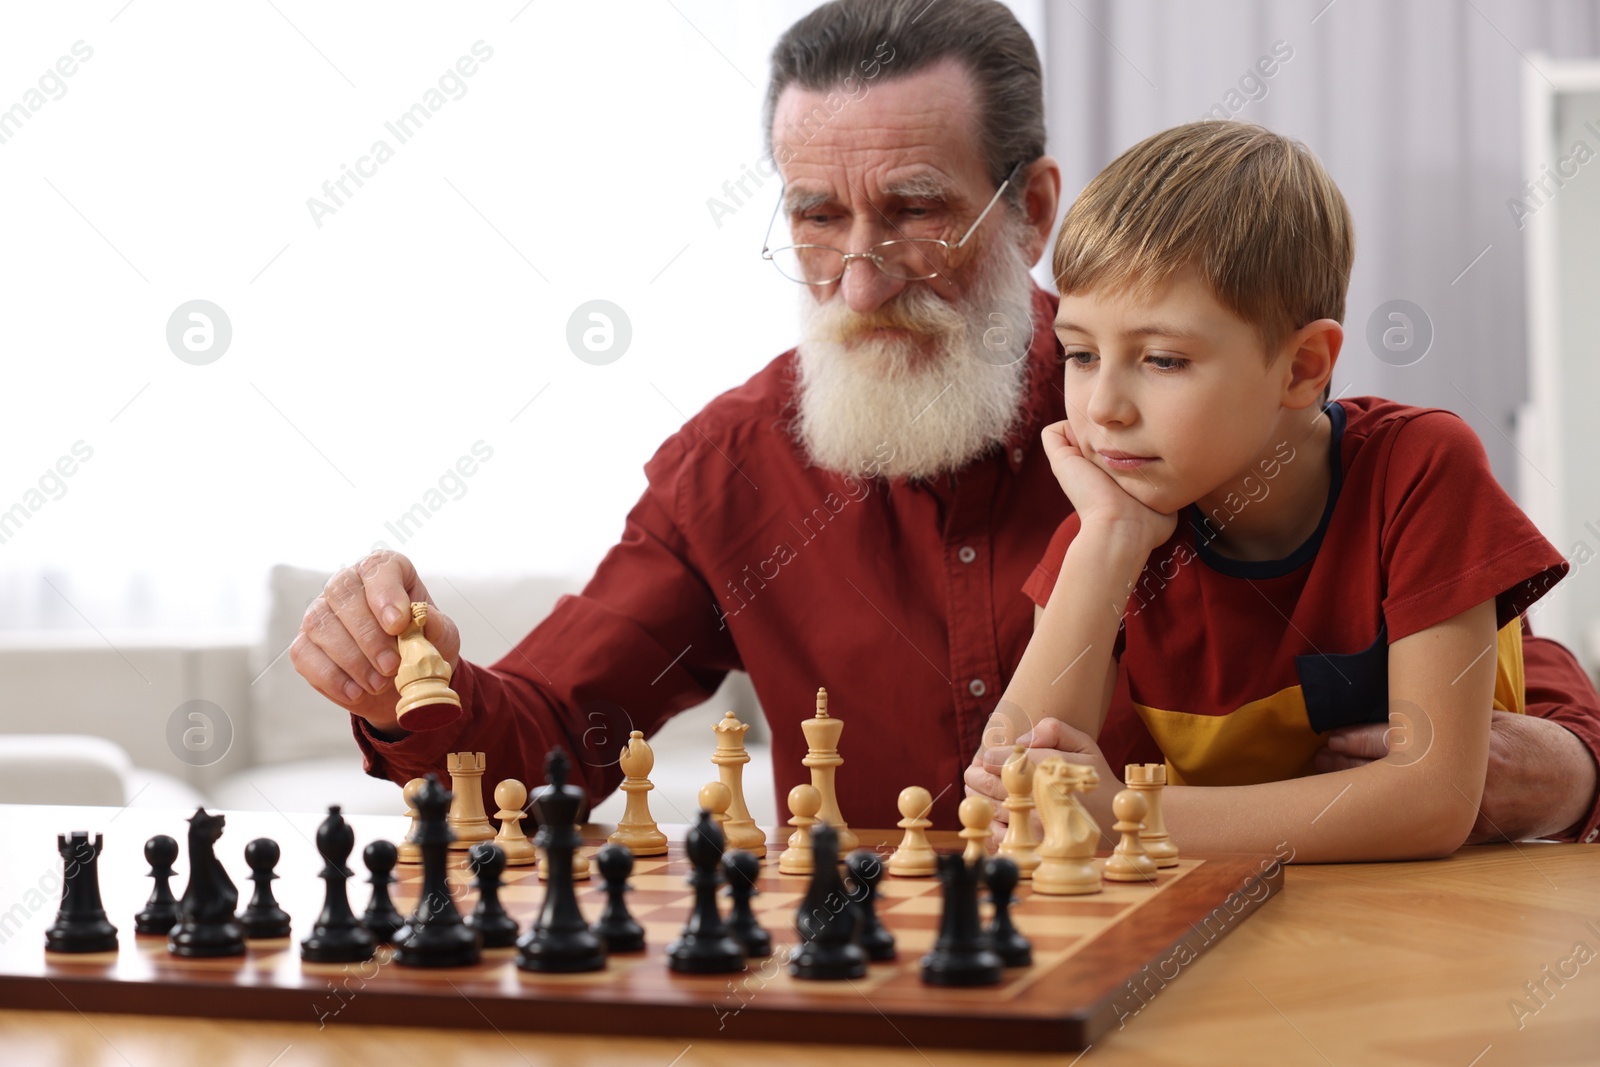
[712,712,767,856]
[801,688,857,852]
[609,730,667,856]
[491,779,537,866]
[997,744,1041,879]
[887,785,937,877]
[778,784,822,875]
[1032,759,1102,895]
[1126,763,1178,868]
[1103,789,1159,883]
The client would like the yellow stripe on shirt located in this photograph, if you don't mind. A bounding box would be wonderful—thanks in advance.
[1137,619,1526,786]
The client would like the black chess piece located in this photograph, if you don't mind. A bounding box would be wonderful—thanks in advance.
[134,834,181,936]
[790,822,866,980]
[394,774,482,967]
[298,811,370,960]
[984,857,1032,967]
[44,831,118,953]
[466,842,520,949]
[722,849,771,958]
[301,806,376,964]
[592,843,645,953]
[169,808,246,958]
[920,851,1003,986]
[845,848,895,962]
[237,837,292,939]
[361,840,406,943]
[516,748,606,973]
[666,810,745,974]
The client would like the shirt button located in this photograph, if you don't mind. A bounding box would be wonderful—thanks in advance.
[1586,828,1599,843]
[968,678,987,697]
[1011,447,1025,465]
[958,546,977,564]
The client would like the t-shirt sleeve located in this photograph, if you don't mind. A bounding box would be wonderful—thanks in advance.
[1519,623,1600,843]
[1022,512,1083,608]
[1380,411,1569,641]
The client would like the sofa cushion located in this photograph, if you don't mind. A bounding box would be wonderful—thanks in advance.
[0,734,130,806]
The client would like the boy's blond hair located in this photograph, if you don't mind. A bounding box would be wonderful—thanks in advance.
[1052,121,1354,358]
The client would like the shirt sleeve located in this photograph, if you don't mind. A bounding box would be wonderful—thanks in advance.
[352,429,742,818]
[1379,411,1569,641]
[1021,512,1082,608]
[1519,624,1600,843]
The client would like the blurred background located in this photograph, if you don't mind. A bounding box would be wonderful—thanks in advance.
[1,0,1597,815]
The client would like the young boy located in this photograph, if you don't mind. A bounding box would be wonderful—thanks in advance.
[972,121,1568,862]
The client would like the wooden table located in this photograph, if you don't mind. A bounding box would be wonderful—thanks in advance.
[0,804,1595,1066]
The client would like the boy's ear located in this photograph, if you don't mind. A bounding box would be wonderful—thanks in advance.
[1281,318,1343,410]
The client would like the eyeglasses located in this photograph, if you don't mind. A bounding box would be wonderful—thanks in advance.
[760,161,1023,285]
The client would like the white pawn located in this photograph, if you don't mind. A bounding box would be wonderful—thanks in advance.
[1103,789,1159,883]
[398,777,424,864]
[997,744,1041,880]
[491,779,537,866]
[959,795,993,865]
[887,785,936,877]
[699,781,732,831]
[538,845,591,882]
[778,784,821,876]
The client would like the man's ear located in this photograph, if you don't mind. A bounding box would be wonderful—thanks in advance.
[1282,318,1343,410]
[1018,155,1062,268]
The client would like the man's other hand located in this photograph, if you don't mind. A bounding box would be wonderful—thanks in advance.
[1317,711,1597,842]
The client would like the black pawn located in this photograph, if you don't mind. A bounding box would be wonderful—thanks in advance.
[466,843,519,948]
[361,840,405,943]
[983,857,1032,967]
[666,810,746,974]
[169,807,245,958]
[394,774,481,967]
[593,843,645,953]
[134,834,181,936]
[237,838,292,939]
[920,852,1002,987]
[722,849,772,958]
[845,849,895,962]
[44,831,118,953]
[790,822,866,980]
[300,806,376,963]
[516,748,606,973]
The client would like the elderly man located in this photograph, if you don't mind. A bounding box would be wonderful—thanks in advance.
[293,0,1599,844]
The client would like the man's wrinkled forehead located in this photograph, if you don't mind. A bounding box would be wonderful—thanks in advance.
[769,60,987,207]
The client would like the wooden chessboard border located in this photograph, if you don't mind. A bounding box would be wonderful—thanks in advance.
[5,842,1284,1052]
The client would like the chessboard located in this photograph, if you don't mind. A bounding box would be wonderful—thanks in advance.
[0,805,1282,1053]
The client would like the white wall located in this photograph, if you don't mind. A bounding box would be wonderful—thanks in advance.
[0,0,840,631]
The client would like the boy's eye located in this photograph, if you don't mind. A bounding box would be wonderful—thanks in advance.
[1063,350,1096,368]
[1147,354,1189,372]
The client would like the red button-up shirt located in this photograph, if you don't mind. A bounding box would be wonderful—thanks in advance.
[354,287,1600,842]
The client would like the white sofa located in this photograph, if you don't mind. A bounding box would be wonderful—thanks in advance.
[0,565,775,825]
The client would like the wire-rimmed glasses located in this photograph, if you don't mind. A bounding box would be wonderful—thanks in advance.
[760,161,1023,285]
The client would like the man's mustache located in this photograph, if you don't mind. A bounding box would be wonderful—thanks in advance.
[807,290,960,344]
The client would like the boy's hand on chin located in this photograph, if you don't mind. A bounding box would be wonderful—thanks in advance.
[1042,420,1177,552]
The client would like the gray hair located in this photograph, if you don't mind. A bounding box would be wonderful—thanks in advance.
[763,0,1045,208]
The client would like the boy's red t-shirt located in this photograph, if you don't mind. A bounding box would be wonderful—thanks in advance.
[1022,397,1570,787]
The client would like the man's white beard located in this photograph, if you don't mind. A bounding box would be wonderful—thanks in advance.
[792,220,1037,481]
